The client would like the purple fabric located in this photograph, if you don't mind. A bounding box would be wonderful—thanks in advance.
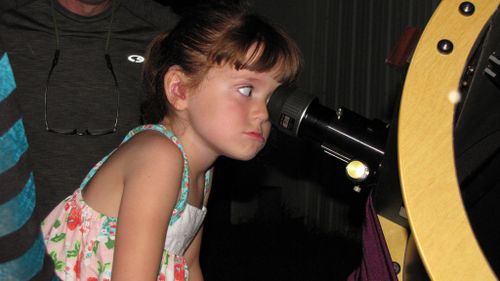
[347,193,398,281]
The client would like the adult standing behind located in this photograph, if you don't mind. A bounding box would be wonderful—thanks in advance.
[1,38,58,281]
[0,0,179,218]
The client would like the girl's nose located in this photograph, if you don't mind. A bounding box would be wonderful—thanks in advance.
[253,100,269,122]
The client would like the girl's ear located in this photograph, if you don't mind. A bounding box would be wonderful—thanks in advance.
[164,66,189,111]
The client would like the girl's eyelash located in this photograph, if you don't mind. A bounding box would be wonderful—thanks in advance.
[238,86,253,96]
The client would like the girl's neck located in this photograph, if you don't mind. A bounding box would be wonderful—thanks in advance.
[57,0,113,17]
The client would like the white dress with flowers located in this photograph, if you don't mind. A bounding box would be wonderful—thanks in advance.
[41,124,211,281]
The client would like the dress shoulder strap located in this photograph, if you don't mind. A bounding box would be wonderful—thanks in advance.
[79,124,177,189]
[78,124,210,225]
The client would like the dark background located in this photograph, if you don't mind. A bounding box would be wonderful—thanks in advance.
[163,0,441,280]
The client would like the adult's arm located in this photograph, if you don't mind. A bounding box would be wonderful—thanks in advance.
[0,44,56,281]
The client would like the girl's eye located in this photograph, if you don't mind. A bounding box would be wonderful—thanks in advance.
[238,86,253,97]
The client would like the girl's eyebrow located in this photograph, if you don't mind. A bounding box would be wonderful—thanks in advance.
[236,77,260,83]
[229,72,265,82]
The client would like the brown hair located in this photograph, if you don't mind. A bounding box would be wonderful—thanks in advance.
[141,3,302,124]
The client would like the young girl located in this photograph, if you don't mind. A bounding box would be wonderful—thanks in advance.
[41,4,302,281]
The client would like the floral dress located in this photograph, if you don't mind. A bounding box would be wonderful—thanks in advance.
[41,124,212,281]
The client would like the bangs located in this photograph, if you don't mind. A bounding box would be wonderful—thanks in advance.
[206,15,302,86]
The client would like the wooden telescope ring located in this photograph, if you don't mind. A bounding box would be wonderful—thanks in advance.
[398,0,499,280]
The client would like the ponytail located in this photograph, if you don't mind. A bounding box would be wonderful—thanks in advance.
[141,32,169,124]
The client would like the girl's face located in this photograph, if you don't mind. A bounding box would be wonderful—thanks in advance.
[186,64,281,160]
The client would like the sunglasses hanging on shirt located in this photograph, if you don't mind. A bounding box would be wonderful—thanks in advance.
[44,0,120,136]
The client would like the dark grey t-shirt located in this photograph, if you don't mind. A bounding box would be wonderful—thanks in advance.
[0,0,178,218]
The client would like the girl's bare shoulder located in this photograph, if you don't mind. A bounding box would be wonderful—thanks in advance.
[118,130,184,183]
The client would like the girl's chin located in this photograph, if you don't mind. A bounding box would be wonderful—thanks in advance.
[226,150,262,161]
[222,142,267,161]
[229,154,258,161]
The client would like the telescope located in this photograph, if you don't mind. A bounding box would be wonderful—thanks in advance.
[267,87,389,184]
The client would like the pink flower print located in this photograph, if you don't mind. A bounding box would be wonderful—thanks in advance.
[87,240,95,252]
[108,221,117,236]
[87,278,98,281]
[67,206,82,231]
[64,196,75,210]
[159,273,166,281]
[74,251,83,279]
[174,263,185,280]
[80,223,88,234]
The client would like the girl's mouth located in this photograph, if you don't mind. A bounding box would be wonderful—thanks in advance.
[244,131,265,142]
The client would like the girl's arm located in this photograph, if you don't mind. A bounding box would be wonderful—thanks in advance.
[184,175,212,281]
[184,226,204,281]
[112,132,184,280]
